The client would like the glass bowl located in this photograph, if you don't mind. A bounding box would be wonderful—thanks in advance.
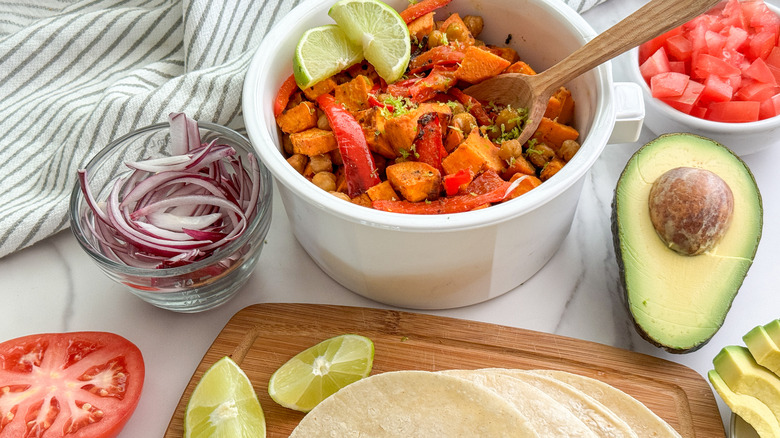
[69,122,273,312]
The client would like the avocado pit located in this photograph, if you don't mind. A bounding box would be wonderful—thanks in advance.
[648,166,734,256]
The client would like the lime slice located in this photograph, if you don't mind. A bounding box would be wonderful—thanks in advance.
[328,0,411,83]
[184,356,266,438]
[268,334,374,412]
[293,24,363,89]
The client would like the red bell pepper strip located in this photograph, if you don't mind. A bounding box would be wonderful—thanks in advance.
[316,94,381,197]
[273,74,298,118]
[372,180,509,214]
[409,45,466,74]
[442,168,474,196]
[449,87,492,126]
[400,0,453,23]
[409,65,457,103]
[368,95,394,112]
[414,112,446,174]
[387,76,423,98]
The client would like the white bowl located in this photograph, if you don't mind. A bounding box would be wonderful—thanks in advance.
[626,3,780,157]
[244,0,635,309]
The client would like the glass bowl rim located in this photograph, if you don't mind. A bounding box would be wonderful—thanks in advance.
[68,121,273,278]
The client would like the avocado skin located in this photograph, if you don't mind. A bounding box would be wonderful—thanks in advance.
[611,133,763,354]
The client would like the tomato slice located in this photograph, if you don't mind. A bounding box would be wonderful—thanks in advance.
[0,332,144,438]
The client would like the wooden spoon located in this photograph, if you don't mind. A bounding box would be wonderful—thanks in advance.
[463,0,722,146]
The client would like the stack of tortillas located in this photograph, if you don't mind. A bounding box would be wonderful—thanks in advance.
[290,368,682,437]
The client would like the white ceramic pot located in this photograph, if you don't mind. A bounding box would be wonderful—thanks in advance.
[243,0,643,309]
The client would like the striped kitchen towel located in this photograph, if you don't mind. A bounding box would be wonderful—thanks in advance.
[0,0,607,259]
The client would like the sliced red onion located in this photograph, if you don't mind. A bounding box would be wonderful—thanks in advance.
[77,113,262,269]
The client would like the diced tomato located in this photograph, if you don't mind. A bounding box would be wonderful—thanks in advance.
[724,26,749,51]
[749,2,780,28]
[736,80,779,101]
[640,27,682,64]
[0,332,144,438]
[744,57,778,84]
[669,61,687,74]
[666,34,694,61]
[759,93,780,118]
[705,30,727,55]
[637,0,780,121]
[651,72,690,98]
[767,46,780,68]
[661,81,704,114]
[701,75,734,102]
[693,53,743,78]
[640,47,672,81]
[708,100,761,121]
[721,0,747,29]
[749,30,777,59]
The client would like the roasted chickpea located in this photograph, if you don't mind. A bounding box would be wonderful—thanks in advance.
[444,22,472,44]
[309,154,332,174]
[462,15,484,37]
[286,154,307,175]
[448,101,466,114]
[498,139,523,162]
[316,110,330,130]
[282,134,294,156]
[312,172,337,192]
[451,112,478,136]
[330,191,351,202]
[526,143,556,168]
[488,107,522,140]
[427,30,448,49]
[559,139,581,162]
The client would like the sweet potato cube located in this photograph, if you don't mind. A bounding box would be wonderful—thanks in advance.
[408,12,435,42]
[366,180,399,202]
[505,61,536,75]
[545,87,574,124]
[335,75,374,114]
[455,46,511,84]
[444,128,465,152]
[442,130,503,176]
[351,193,373,208]
[290,128,338,156]
[356,108,395,159]
[532,117,579,151]
[505,174,542,200]
[439,13,475,46]
[486,46,519,64]
[383,111,419,155]
[302,77,337,100]
[386,161,441,202]
[540,157,565,181]
[500,144,536,180]
[276,101,317,134]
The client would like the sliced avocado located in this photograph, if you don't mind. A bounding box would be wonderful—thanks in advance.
[714,346,780,422]
[765,320,780,344]
[612,133,762,353]
[708,370,780,438]
[744,325,780,375]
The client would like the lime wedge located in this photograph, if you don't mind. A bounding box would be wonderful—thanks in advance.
[328,0,411,83]
[293,24,363,89]
[184,356,266,438]
[268,334,374,412]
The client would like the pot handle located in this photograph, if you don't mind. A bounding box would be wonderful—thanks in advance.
[608,82,645,144]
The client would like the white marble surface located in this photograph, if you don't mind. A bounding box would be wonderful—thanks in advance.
[2,0,779,436]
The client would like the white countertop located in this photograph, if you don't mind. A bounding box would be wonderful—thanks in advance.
[2,0,779,435]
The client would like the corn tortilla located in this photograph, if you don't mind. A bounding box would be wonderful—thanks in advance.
[289,370,539,437]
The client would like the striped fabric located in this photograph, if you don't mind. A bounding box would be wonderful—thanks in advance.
[0,0,607,259]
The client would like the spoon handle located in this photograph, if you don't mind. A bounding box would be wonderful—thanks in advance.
[534,0,722,93]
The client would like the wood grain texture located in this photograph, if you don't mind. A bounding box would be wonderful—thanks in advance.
[164,303,725,437]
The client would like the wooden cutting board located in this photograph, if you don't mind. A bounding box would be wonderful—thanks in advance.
[164,303,725,437]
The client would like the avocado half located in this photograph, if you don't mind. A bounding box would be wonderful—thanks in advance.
[611,133,762,353]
